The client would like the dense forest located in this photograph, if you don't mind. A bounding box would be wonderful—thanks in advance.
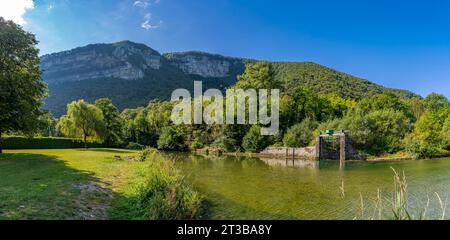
[18,61,450,158]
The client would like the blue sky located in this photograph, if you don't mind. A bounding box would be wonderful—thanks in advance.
[4,0,450,98]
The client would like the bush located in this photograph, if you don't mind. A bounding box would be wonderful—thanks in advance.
[2,136,104,149]
[321,109,411,155]
[441,117,450,149]
[242,125,270,152]
[126,142,144,150]
[190,139,204,150]
[133,151,201,219]
[404,111,447,158]
[157,126,186,151]
[283,118,318,147]
[403,134,441,158]
[137,147,157,162]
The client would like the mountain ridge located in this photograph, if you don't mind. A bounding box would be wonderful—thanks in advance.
[40,40,419,116]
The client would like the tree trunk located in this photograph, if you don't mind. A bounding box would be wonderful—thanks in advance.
[84,134,87,149]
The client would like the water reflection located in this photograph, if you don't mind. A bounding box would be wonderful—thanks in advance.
[260,157,320,169]
[169,153,450,219]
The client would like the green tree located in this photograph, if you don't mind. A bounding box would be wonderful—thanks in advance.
[120,108,140,144]
[157,126,186,151]
[235,61,279,90]
[404,111,445,157]
[242,125,269,152]
[58,100,106,148]
[280,87,346,129]
[441,117,450,149]
[364,109,411,153]
[0,17,47,153]
[408,98,426,120]
[95,98,123,147]
[357,93,414,121]
[134,108,148,145]
[216,125,250,152]
[145,100,174,146]
[36,112,57,137]
[326,109,411,154]
[283,118,318,147]
[319,93,357,120]
[281,87,320,127]
[423,93,449,112]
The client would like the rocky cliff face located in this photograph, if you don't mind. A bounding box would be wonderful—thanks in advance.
[40,41,246,116]
[41,41,162,83]
[41,41,244,84]
[163,52,245,78]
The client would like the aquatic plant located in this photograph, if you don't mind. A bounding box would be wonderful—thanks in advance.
[353,167,447,220]
[133,148,202,219]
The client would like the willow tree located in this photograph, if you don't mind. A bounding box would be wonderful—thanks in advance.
[95,98,123,147]
[58,100,106,148]
[0,17,47,153]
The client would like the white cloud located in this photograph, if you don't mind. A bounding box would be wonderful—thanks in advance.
[143,21,162,30]
[133,1,150,9]
[0,0,34,25]
[141,13,161,30]
[133,0,160,8]
[133,0,162,31]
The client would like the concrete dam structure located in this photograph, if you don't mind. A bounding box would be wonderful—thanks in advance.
[260,130,365,161]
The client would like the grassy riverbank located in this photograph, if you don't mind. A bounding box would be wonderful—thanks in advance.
[0,148,201,220]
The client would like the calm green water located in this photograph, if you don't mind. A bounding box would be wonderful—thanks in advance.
[168,154,450,220]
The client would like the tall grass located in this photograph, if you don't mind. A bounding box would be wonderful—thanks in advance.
[391,167,410,220]
[352,167,447,220]
[130,148,202,220]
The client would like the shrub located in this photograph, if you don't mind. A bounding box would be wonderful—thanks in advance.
[137,147,157,162]
[126,142,144,150]
[133,152,201,219]
[320,109,411,155]
[283,118,318,147]
[190,138,204,150]
[403,134,441,158]
[404,111,447,158]
[207,136,233,152]
[242,125,270,152]
[157,126,186,151]
[441,117,450,149]
[2,136,104,149]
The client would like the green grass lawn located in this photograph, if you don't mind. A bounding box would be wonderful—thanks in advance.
[0,148,157,220]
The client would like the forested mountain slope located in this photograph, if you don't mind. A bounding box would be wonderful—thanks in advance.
[40,41,418,116]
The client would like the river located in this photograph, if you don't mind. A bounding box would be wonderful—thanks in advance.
[167,154,450,220]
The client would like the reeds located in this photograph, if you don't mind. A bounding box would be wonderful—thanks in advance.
[350,167,448,220]
[391,167,410,220]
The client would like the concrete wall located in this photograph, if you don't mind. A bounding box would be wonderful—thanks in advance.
[260,134,365,161]
[260,147,316,158]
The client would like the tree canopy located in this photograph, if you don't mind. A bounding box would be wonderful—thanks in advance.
[0,17,47,153]
[95,98,123,147]
[58,100,106,148]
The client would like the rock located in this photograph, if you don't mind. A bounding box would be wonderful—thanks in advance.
[165,52,245,78]
[41,41,162,83]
